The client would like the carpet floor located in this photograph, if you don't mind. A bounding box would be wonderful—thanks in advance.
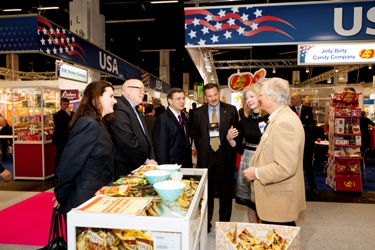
[0,192,55,246]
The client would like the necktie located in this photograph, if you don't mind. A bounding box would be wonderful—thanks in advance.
[178,115,183,128]
[296,107,301,118]
[211,107,219,151]
[134,107,145,134]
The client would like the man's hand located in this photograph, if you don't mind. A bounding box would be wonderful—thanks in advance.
[226,126,238,141]
[0,169,12,182]
[243,166,257,181]
[146,159,158,165]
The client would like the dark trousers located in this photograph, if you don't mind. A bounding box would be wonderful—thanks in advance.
[207,148,234,230]
[304,135,317,190]
[261,220,296,227]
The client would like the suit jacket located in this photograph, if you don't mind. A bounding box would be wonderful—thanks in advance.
[0,124,12,152]
[153,108,192,168]
[54,113,113,214]
[291,105,314,146]
[193,102,239,172]
[154,106,166,117]
[251,106,306,222]
[52,109,74,146]
[291,105,313,127]
[108,96,155,179]
[144,115,156,138]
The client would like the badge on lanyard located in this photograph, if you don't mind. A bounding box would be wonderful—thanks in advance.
[259,121,267,134]
[209,122,220,138]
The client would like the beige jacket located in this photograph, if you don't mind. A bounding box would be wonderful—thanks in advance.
[251,105,307,223]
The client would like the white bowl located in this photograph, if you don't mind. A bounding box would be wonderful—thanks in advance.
[143,170,170,184]
[153,180,186,201]
[156,164,181,172]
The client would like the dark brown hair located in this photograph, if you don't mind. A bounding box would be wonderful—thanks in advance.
[69,81,114,128]
[203,83,219,95]
[167,88,185,104]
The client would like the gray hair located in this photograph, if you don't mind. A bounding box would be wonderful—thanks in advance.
[261,77,290,105]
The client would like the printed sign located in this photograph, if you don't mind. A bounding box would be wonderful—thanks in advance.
[299,43,375,65]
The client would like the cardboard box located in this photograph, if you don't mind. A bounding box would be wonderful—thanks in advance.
[216,222,300,249]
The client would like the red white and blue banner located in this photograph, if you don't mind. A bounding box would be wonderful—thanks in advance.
[0,15,170,93]
[184,0,375,47]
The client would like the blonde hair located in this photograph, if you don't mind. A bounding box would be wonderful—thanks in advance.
[241,84,267,118]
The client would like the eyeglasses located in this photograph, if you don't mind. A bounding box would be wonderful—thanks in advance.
[128,86,147,93]
[171,97,186,101]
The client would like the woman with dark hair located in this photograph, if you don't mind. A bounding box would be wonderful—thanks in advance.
[54,81,117,216]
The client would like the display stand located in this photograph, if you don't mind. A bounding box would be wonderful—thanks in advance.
[67,168,208,250]
[9,86,59,180]
[326,92,362,192]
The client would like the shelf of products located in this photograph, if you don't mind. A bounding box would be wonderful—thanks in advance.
[2,86,59,180]
[326,92,363,192]
[67,168,208,250]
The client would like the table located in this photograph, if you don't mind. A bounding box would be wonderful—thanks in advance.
[67,168,208,250]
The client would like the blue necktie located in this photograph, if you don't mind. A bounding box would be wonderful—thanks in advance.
[134,107,145,133]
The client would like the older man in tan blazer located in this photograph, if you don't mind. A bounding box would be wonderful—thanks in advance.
[243,77,306,226]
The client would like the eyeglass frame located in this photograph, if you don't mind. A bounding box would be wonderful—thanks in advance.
[127,86,147,93]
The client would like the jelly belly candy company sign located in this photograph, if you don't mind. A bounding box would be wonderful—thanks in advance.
[298,43,375,65]
[228,69,266,91]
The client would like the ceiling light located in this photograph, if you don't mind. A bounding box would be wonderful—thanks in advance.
[272,68,276,74]
[150,0,178,4]
[335,67,339,73]
[2,8,22,12]
[306,67,309,73]
[369,65,372,70]
[36,6,59,10]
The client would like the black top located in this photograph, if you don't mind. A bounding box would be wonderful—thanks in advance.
[236,112,269,153]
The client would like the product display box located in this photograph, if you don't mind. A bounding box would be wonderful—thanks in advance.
[216,222,300,250]
[335,174,362,192]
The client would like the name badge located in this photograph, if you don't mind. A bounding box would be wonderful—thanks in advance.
[209,122,220,138]
[259,121,267,134]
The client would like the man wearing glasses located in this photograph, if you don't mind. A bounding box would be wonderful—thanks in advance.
[108,79,157,179]
[152,88,192,168]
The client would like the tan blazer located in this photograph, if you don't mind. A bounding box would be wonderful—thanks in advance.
[251,105,306,223]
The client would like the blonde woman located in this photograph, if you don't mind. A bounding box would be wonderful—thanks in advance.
[227,84,269,223]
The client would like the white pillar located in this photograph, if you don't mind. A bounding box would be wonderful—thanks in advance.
[69,0,102,81]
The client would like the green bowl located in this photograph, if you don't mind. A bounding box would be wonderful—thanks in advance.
[143,170,170,185]
[153,180,186,201]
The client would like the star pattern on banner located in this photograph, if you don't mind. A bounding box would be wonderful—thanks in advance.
[185,6,295,46]
[37,17,86,63]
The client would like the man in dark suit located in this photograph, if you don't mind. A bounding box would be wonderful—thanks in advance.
[144,103,156,138]
[52,98,73,177]
[108,79,157,179]
[153,88,192,168]
[290,92,318,195]
[0,118,12,161]
[193,83,239,233]
[152,97,166,117]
